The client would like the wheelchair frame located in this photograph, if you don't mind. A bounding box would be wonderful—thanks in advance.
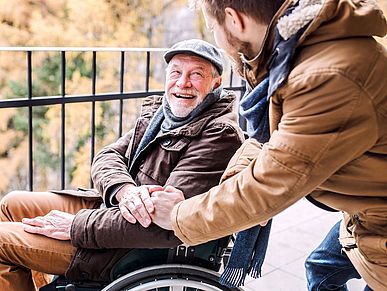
[103,264,241,291]
[40,236,240,291]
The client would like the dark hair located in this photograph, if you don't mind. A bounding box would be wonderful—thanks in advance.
[190,0,286,25]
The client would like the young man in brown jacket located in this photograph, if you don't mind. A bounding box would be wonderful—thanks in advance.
[0,39,244,290]
[139,1,387,290]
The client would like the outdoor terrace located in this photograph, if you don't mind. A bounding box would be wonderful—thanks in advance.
[0,47,366,291]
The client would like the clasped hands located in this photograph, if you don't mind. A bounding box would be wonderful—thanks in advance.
[116,184,185,230]
[22,185,185,241]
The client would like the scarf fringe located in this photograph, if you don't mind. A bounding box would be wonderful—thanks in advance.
[249,258,264,279]
[219,267,246,287]
[219,261,263,287]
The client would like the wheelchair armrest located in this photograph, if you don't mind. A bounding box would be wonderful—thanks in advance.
[110,235,232,280]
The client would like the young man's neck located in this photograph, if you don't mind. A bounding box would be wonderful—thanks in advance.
[241,17,268,58]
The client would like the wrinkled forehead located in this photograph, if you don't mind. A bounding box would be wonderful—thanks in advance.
[168,54,214,71]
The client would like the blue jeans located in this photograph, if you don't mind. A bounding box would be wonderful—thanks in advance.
[305,221,372,291]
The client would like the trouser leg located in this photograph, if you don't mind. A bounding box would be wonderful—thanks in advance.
[0,221,75,291]
[0,191,100,289]
[305,221,361,291]
[0,190,101,222]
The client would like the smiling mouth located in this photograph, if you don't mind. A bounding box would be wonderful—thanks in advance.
[173,93,195,99]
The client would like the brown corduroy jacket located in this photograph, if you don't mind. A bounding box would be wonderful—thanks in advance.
[64,92,244,281]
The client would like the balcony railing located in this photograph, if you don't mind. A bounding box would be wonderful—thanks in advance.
[0,47,245,192]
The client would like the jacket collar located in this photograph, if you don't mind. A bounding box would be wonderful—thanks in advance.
[242,0,387,88]
[140,91,237,138]
[241,0,294,88]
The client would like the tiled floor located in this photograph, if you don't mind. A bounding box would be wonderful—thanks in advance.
[241,198,367,291]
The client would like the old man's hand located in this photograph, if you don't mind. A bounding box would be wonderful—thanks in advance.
[117,184,163,227]
[149,185,185,230]
[22,210,74,240]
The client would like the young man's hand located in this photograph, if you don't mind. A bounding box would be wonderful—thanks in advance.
[116,185,163,227]
[22,210,74,240]
[150,185,185,230]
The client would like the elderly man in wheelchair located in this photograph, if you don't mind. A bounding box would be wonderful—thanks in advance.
[0,39,244,291]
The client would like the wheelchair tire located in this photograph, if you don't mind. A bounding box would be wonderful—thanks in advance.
[102,264,242,291]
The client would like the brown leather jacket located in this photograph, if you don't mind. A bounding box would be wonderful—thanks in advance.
[171,1,387,289]
[64,92,244,281]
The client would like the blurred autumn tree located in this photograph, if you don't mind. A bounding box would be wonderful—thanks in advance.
[10,0,383,195]
[0,0,204,195]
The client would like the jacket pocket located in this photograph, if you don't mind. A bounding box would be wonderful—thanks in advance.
[136,137,191,185]
[362,207,387,235]
[159,136,190,151]
[49,188,102,200]
[357,235,387,266]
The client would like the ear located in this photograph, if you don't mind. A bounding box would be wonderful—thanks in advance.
[213,76,222,89]
[224,7,245,33]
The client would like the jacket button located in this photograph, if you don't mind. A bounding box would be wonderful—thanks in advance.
[80,272,89,279]
[162,139,172,146]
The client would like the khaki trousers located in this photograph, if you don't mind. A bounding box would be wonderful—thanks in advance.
[0,191,100,291]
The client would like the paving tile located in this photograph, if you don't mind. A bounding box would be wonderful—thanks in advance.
[271,225,323,254]
[347,278,366,290]
[269,199,340,235]
[237,200,367,290]
[244,269,306,291]
[279,255,309,280]
[260,262,277,276]
[297,213,342,238]
[263,238,306,268]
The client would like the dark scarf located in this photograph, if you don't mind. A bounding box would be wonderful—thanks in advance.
[219,4,311,288]
[161,85,223,133]
[219,78,273,288]
[131,86,223,166]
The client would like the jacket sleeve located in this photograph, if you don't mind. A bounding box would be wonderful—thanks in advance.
[91,129,136,204]
[171,72,379,245]
[219,138,262,183]
[164,123,244,198]
[71,121,243,248]
[71,207,182,249]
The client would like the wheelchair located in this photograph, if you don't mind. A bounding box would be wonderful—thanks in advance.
[40,236,241,291]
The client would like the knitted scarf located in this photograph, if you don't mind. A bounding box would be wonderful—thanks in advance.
[219,78,273,288]
[219,0,324,287]
[131,85,223,166]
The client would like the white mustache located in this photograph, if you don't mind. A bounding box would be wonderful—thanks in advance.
[170,87,198,96]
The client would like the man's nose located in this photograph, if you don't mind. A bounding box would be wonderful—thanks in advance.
[176,73,192,88]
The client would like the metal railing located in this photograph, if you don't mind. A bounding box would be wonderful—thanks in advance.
[0,47,245,191]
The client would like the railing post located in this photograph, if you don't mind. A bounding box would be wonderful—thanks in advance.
[119,51,125,137]
[27,51,33,191]
[60,51,66,189]
[90,51,97,187]
[145,51,150,92]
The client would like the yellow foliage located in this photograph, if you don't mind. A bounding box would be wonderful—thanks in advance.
[71,143,91,187]
[0,0,193,192]
[0,0,31,29]
[0,130,23,154]
[0,108,16,130]
[0,139,27,196]
[42,100,103,155]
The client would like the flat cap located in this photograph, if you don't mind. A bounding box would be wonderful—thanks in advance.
[164,39,223,75]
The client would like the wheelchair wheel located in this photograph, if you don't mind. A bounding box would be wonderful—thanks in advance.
[102,264,241,291]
